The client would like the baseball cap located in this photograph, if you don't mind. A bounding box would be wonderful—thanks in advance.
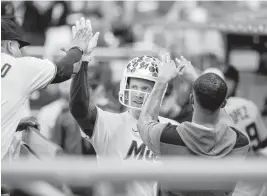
[1,18,30,48]
[224,65,239,83]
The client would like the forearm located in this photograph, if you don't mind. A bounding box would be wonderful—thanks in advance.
[139,80,167,125]
[69,61,97,137]
[188,71,199,85]
[51,48,83,83]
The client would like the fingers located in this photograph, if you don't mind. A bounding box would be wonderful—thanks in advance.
[72,26,77,39]
[160,52,166,63]
[77,17,85,30]
[87,32,100,52]
[175,57,181,64]
[80,17,85,29]
[160,51,172,64]
[165,53,171,63]
[92,32,100,43]
[175,58,184,70]
[76,20,81,31]
[73,17,92,39]
[86,19,92,33]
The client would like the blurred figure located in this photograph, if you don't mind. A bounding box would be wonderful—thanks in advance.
[223,65,267,196]
[37,80,70,140]
[1,1,16,22]
[224,65,267,153]
[262,97,267,127]
[51,92,96,196]
[22,1,69,45]
[38,79,96,196]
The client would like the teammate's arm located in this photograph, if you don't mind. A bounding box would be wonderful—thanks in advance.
[50,17,93,84]
[138,53,178,153]
[50,48,83,83]
[69,60,97,138]
[18,18,93,94]
[69,24,100,138]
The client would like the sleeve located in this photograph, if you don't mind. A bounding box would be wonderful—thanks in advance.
[87,107,116,155]
[138,120,169,155]
[17,56,57,95]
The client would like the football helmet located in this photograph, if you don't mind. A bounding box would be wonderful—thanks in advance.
[119,56,168,110]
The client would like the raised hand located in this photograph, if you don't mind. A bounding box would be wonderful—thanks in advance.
[158,52,178,83]
[175,56,199,83]
[72,18,100,55]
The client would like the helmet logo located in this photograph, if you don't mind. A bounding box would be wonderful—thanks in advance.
[126,56,160,76]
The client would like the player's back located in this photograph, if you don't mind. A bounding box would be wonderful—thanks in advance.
[1,53,56,159]
[226,97,267,196]
[225,97,267,151]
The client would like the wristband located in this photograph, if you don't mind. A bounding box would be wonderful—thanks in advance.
[69,46,84,54]
[71,61,81,78]
[81,55,92,62]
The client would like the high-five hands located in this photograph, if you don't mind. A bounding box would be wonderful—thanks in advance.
[158,52,178,83]
[158,52,199,84]
[71,17,100,55]
[175,56,199,83]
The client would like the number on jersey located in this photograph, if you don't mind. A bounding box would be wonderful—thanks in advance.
[246,122,260,151]
[1,64,11,78]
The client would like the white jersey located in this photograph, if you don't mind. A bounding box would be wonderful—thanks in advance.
[225,97,267,196]
[225,97,267,152]
[85,107,179,196]
[1,53,56,159]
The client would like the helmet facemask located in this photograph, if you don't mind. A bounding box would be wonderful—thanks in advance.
[119,56,168,110]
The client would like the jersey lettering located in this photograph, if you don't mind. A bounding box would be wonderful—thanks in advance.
[124,140,154,160]
[229,106,249,124]
[246,122,260,151]
[1,63,12,78]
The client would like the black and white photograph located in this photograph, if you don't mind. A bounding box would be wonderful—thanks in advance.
[1,1,267,196]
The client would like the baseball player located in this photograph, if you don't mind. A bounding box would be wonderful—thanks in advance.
[223,65,267,196]
[1,17,99,160]
[137,55,249,196]
[70,23,179,195]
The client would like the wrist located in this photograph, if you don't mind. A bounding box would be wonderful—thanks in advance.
[155,80,168,89]
[190,73,199,84]
[81,55,92,62]
[69,46,84,54]
[157,77,170,85]
[71,61,81,78]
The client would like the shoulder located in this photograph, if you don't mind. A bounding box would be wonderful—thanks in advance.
[1,53,15,62]
[159,116,180,125]
[16,56,56,71]
[96,107,125,126]
[97,107,122,119]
